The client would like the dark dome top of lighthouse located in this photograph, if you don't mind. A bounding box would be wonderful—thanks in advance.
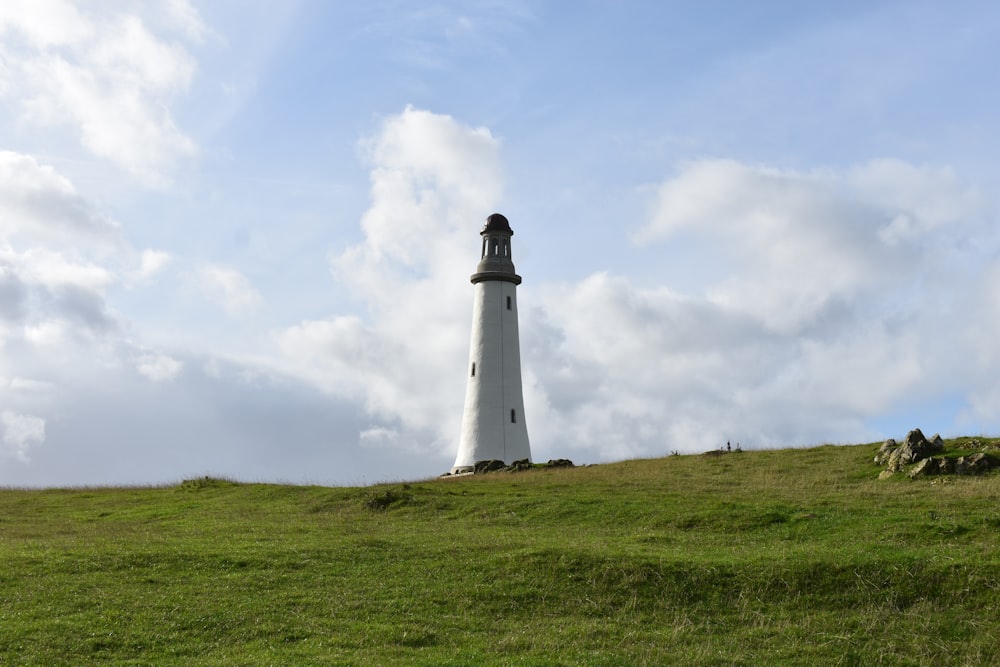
[482,213,512,233]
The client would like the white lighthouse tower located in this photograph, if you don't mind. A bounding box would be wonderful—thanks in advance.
[451,213,531,474]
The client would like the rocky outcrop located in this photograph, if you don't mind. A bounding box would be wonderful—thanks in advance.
[876,428,944,472]
[877,429,998,479]
[908,452,994,478]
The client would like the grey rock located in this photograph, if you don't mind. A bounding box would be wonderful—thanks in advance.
[904,428,927,448]
[956,452,991,475]
[886,448,904,472]
[474,459,506,474]
[507,458,533,472]
[888,429,937,468]
[968,452,991,472]
[876,439,898,465]
[935,458,954,474]
[908,458,935,478]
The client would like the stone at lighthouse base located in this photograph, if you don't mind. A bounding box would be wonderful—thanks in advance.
[441,458,574,477]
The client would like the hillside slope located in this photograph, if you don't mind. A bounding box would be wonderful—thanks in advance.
[3,439,1000,665]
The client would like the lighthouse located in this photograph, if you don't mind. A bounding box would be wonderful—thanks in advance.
[451,213,531,474]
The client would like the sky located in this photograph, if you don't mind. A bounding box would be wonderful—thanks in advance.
[1,0,999,487]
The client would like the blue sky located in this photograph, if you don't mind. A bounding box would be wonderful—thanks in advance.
[2,0,999,486]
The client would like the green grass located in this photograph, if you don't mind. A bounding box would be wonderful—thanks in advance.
[3,440,1000,665]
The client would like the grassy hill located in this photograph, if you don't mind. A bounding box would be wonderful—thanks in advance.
[3,438,1000,665]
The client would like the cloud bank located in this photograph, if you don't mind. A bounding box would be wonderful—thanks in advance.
[276,120,1000,465]
[530,159,998,458]
[277,107,502,459]
[0,0,201,183]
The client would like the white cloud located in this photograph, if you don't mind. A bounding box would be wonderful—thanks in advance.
[22,320,68,347]
[0,1,200,183]
[339,106,502,288]
[161,0,209,43]
[0,151,122,250]
[122,248,173,288]
[0,150,182,475]
[197,265,262,315]
[847,160,987,245]
[276,316,371,395]
[136,249,172,280]
[11,247,115,291]
[0,153,125,340]
[359,425,425,454]
[953,258,1000,428]
[6,377,53,393]
[276,107,502,455]
[0,151,125,339]
[0,264,27,322]
[0,0,93,49]
[135,351,183,382]
[1,410,45,463]
[636,159,991,334]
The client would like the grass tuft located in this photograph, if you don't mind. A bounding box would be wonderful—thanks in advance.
[178,476,241,491]
[363,486,415,511]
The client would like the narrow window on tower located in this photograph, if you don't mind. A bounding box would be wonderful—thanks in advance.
[471,362,476,377]
[511,409,516,423]
[506,296,512,310]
